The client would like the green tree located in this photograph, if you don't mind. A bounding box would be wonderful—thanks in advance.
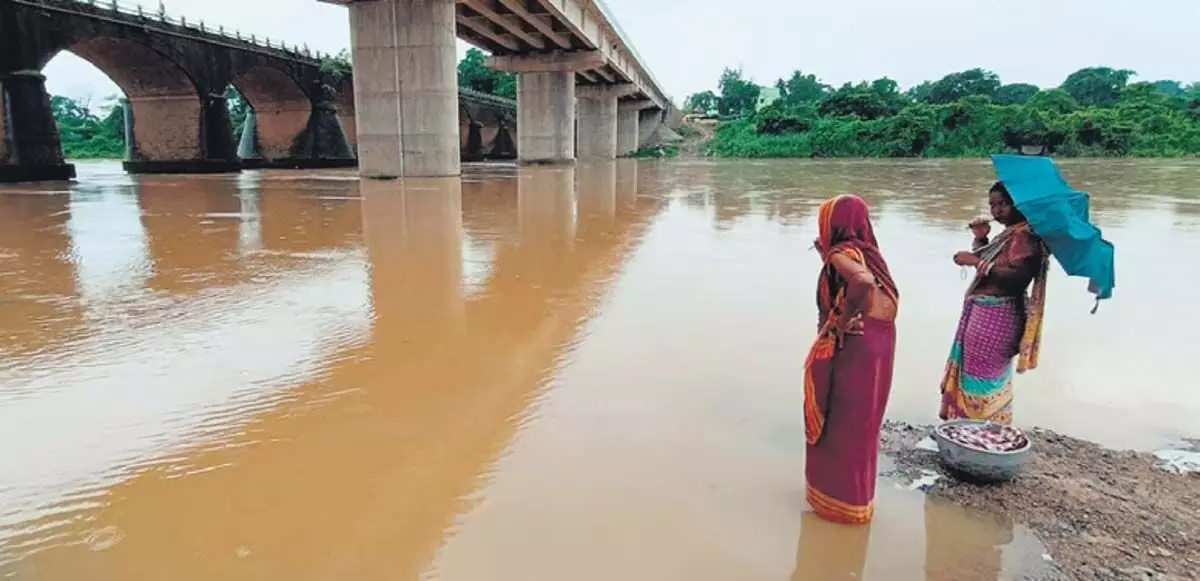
[880,104,937,156]
[925,68,1000,104]
[50,94,124,159]
[1060,67,1134,107]
[684,91,719,114]
[717,67,760,117]
[994,83,1040,105]
[98,97,125,146]
[819,80,903,120]
[1152,80,1185,97]
[704,63,1200,159]
[1120,82,1186,110]
[1027,88,1079,115]
[1003,108,1066,153]
[457,48,515,99]
[873,78,909,116]
[775,70,829,105]
[754,102,818,134]
[905,81,934,103]
[319,49,352,82]
[226,86,250,137]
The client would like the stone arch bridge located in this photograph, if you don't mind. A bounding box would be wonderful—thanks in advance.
[0,0,517,182]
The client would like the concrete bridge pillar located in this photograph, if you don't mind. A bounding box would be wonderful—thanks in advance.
[638,108,665,148]
[490,51,605,165]
[0,71,76,182]
[517,71,575,164]
[348,0,460,178]
[576,84,637,160]
[617,100,656,157]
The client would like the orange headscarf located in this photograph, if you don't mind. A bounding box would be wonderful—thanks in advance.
[815,194,898,308]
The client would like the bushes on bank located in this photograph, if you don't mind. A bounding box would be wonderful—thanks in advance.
[695,66,1200,158]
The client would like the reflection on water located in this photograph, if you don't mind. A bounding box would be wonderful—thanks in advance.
[0,158,1197,579]
[793,512,872,580]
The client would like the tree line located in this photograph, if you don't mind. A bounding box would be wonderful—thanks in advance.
[686,67,1200,157]
[50,48,513,160]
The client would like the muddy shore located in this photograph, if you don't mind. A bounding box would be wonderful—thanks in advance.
[880,422,1200,581]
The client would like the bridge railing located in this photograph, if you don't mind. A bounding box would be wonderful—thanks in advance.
[458,87,516,108]
[16,0,335,63]
[593,0,670,104]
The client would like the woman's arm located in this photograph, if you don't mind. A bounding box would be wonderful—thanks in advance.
[954,251,981,267]
[829,252,875,331]
[969,217,991,250]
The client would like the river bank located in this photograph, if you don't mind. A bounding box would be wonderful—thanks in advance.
[880,421,1200,581]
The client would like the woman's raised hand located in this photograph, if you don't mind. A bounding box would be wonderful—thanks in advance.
[968,216,992,240]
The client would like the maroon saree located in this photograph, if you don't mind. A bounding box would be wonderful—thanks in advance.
[803,195,898,525]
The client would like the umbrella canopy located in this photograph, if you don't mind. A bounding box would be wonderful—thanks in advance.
[990,154,1115,302]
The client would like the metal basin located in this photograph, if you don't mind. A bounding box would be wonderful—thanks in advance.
[932,419,1032,483]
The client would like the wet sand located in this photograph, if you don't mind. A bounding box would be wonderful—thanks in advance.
[882,422,1200,581]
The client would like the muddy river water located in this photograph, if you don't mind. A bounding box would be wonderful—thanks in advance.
[1,158,1196,579]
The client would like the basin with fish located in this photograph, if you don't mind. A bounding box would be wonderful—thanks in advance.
[932,419,1032,483]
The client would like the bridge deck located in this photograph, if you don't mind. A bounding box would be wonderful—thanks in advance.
[319,0,669,110]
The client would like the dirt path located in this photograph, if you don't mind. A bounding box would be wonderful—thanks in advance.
[675,120,715,157]
[881,422,1200,580]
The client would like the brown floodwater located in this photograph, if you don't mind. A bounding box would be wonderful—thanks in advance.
[0,158,1196,579]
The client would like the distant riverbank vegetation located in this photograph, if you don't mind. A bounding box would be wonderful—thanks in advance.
[50,48,512,160]
[50,95,126,160]
[686,67,1200,158]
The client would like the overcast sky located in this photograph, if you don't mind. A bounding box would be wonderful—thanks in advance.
[44,0,1200,108]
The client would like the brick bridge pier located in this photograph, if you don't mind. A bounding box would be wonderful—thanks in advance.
[0,0,517,183]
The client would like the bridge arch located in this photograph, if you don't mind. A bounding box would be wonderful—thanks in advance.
[41,37,205,163]
[230,65,314,161]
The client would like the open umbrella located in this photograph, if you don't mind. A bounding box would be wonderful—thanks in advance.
[990,154,1115,307]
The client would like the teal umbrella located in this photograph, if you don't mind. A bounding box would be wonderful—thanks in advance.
[990,154,1115,306]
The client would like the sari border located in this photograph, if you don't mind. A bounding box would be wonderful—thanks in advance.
[803,332,835,445]
[806,484,874,525]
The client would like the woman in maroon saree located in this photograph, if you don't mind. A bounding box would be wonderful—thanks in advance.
[804,194,899,525]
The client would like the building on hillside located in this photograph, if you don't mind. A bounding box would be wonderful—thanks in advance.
[756,86,781,111]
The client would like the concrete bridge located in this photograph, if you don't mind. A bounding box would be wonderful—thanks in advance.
[0,0,519,183]
[321,0,680,178]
